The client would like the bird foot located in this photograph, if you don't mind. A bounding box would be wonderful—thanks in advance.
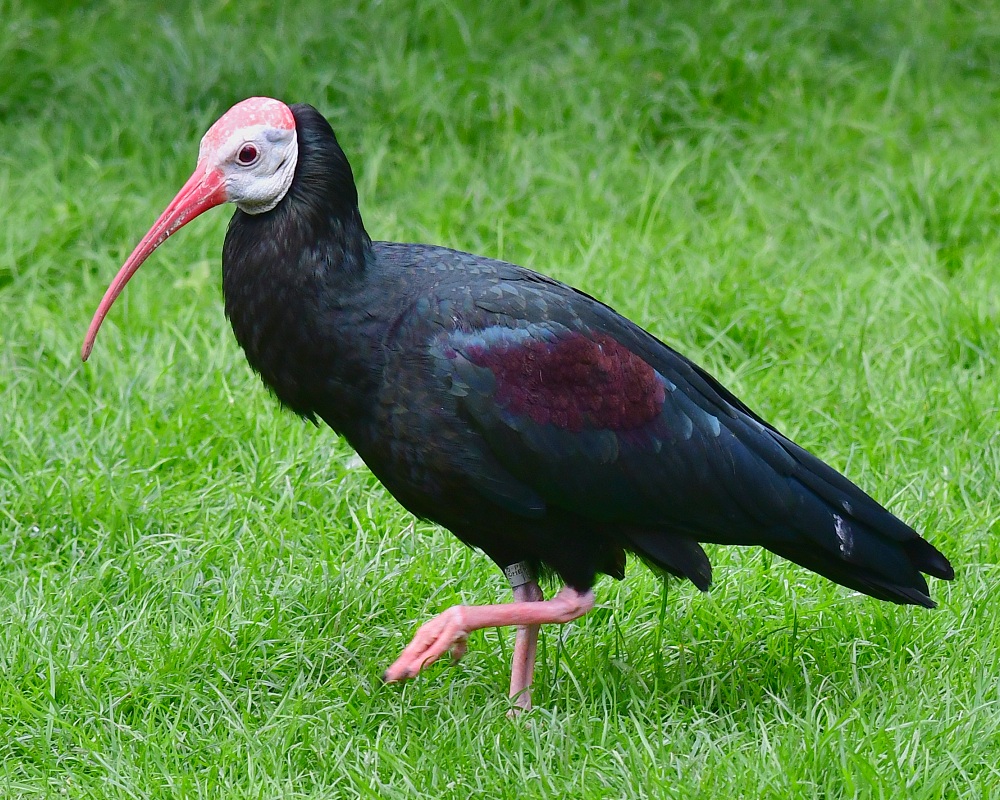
[382,587,595,686]
[383,605,472,682]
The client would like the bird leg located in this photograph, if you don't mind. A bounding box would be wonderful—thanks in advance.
[508,579,544,712]
[383,585,595,694]
[504,561,544,711]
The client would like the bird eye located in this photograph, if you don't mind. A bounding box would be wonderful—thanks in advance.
[236,143,259,165]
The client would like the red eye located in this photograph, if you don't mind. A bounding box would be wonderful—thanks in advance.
[237,143,259,165]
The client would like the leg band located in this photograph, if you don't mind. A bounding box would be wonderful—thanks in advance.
[503,561,535,588]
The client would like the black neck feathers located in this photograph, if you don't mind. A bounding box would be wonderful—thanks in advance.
[286,103,369,247]
[220,103,379,424]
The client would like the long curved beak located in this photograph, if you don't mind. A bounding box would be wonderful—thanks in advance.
[81,162,228,361]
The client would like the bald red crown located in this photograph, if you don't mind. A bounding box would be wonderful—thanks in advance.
[200,97,295,154]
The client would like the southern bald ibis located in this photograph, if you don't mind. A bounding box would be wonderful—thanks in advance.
[83,97,954,712]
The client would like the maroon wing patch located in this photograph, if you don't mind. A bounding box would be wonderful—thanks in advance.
[458,328,666,432]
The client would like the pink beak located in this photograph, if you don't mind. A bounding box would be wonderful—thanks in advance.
[81,162,228,361]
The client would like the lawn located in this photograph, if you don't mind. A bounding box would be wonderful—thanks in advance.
[1,0,999,797]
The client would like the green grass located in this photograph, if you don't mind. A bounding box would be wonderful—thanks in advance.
[1,0,999,796]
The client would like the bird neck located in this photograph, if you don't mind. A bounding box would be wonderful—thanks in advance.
[220,106,383,426]
[221,200,379,426]
[282,102,374,283]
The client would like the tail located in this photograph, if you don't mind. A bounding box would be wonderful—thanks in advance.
[624,434,954,607]
[752,437,954,608]
[764,523,952,608]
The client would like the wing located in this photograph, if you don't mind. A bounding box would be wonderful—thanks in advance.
[432,313,787,536]
[375,251,951,600]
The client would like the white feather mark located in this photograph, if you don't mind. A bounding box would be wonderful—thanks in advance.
[834,514,853,557]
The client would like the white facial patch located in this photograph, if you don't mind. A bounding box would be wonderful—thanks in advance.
[200,123,299,215]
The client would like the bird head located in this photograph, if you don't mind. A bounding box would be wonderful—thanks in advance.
[81,96,298,361]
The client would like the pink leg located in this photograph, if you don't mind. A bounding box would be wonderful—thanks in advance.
[383,586,595,688]
[508,580,544,712]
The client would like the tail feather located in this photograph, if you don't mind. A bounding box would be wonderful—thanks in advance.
[629,455,954,606]
[626,529,713,591]
[617,408,953,605]
[756,430,954,606]
[778,437,919,543]
[764,538,936,607]
[759,486,951,607]
[904,535,955,581]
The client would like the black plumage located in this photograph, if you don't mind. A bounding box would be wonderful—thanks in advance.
[223,104,951,605]
[84,98,953,708]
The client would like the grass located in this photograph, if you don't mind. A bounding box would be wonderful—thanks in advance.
[1,0,999,796]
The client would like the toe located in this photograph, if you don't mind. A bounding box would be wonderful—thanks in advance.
[383,606,469,682]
